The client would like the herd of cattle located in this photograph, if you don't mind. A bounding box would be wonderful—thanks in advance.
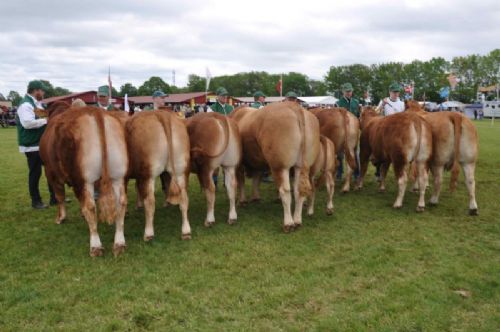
[38,100,478,256]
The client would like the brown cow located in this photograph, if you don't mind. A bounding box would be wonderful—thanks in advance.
[309,107,360,192]
[357,107,433,211]
[186,112,242,227]
[40,102,128,257]
[126,111,191,241]
[406,101,479,215]
[307,135,336,216]
[230,102,320,232]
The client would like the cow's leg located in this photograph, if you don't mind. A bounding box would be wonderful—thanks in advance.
[251,173,262,202]
[140,178,156,241]
[160,172,172,207]
[135,180,143,209]
[175,173,191,239]
[200,167,216,227]
[307,175,316,216]
[273,168,294,232]
[325,171,335,215]
[356,145,370,189]
[415,162,427,212]
[80,183,103,257]
[224,166,238,225]
[379,162,390,192]
[292,166,307,228]
[51,179,66,224]
[411,163,419,193]
[236,165,247,205]
[429,165,444,206]
[393,161,408,209]
[463,163,478,215]
[342,161,352,193]
[112,179,127,256]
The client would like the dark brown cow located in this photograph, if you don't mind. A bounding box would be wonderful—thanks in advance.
[126,111,191,241]
[406,101,479,214]
[307,135,336,216]
[309,107,360,192]
[40,102,128,257]
[357,107,433,211]
[230,102,320,232]
[186,112,242,227]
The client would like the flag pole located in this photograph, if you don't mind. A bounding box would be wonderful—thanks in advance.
[280,73,283,98]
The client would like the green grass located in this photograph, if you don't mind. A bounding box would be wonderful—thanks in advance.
[0,121,499,331]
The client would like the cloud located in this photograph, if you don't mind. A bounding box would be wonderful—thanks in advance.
[0,0,498,95]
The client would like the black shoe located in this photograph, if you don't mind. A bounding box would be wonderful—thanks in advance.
[32,201,48,209]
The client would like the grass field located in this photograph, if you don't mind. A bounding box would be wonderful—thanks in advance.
[0,121,499,331]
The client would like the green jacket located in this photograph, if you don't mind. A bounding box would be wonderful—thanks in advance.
[15,95,46,147]
[211,102,233,116]
[98,103,114,111]
[251,101,264,109]
[336,96,360,118]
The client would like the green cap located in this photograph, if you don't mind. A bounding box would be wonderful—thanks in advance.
[216,87,229,96]
[286,91,298,98]
[152,90,167,98]
[254,91,265,98]
[389,82,401,92]
[27,80,47,93]
[341,83,353,92]
[97,85,109,96]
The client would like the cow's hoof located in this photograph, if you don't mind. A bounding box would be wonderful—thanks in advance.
[393,205,402,209]
[282,224,294,233]
[181,233,192,240]
[326,208,334,216]
[112,243,126,257]
[307,211,314,217]
[227,219,237,225]
[90,247,104,257]
[144,235,154,242]
[55,218,65,225]
[378,188,386,193]
[251,198,261,203]
[342,189,349,194]
[204,220,215,228]
[412,188,419,193]
[428,201,438,207]
[469,208,478,216]
[294,223,302,230]
[163,201,170,208]
[238,201,248,207]
[416,206,425,213]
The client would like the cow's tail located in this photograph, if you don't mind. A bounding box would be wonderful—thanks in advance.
[95,110,117,224]
[342,109,356,171]
[314,136,329,188]
[413,114,423,165]
[155,113,181,204]
[293,106,312,197]
[191,115,230,159]
[449,114,463,192]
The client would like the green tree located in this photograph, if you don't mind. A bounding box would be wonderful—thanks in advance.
[325,64,372,99]
[7,91,22,106]
[119,83,138,97]
[187,74,207,92]
[137,76,171,96]
[39,80,71,98]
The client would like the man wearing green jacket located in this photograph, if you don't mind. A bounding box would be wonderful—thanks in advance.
[251,91,266,109]
[209,87,233,115]
[16,80,55,209]
[336,83,360,118]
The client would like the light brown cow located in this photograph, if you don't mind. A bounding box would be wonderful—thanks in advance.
[40,102,128,257]
[406,101,479,215]
[126,111,191,241]
[186,112,242,227]
[307,135,336,216]
[230,102,320,232]
[309,107,360,192]
[357,107,433,211]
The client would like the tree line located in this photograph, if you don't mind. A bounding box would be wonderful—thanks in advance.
[5,49,498,106]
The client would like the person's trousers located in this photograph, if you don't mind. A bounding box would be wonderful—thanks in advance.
[25,151,54,203]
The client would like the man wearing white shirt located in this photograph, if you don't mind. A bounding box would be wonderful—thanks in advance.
[377,83,405,116]
[16,80,55,209]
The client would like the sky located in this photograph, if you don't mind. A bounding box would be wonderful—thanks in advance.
[0,0,498,96]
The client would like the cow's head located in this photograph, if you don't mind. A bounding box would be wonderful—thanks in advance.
[46,101,71,119]
[359,106,380,130]
[405,100,425,113]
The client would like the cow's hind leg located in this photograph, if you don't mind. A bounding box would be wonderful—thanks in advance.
[51,179,66,224]
[199,166,216,227]
[175,173,191,239]
[392,160,408,209]
[79,183,103,256]
[236,165,247,205]
[325,171,335,215]
[415,162,427,212]
[292,166,308,228]
[429,165,444,206]
[139,178,156,241]
[463,163,478,215]
[379,162,390,192]
[112,179,127,256]
[251,173,262,202]
[307,175,316,216]
[224,166,238,225]
[273,168,294,233]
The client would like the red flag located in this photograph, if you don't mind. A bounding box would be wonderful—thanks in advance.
[275,78,282,95]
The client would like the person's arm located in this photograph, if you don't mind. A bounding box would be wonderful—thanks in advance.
[17,103,47,129]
